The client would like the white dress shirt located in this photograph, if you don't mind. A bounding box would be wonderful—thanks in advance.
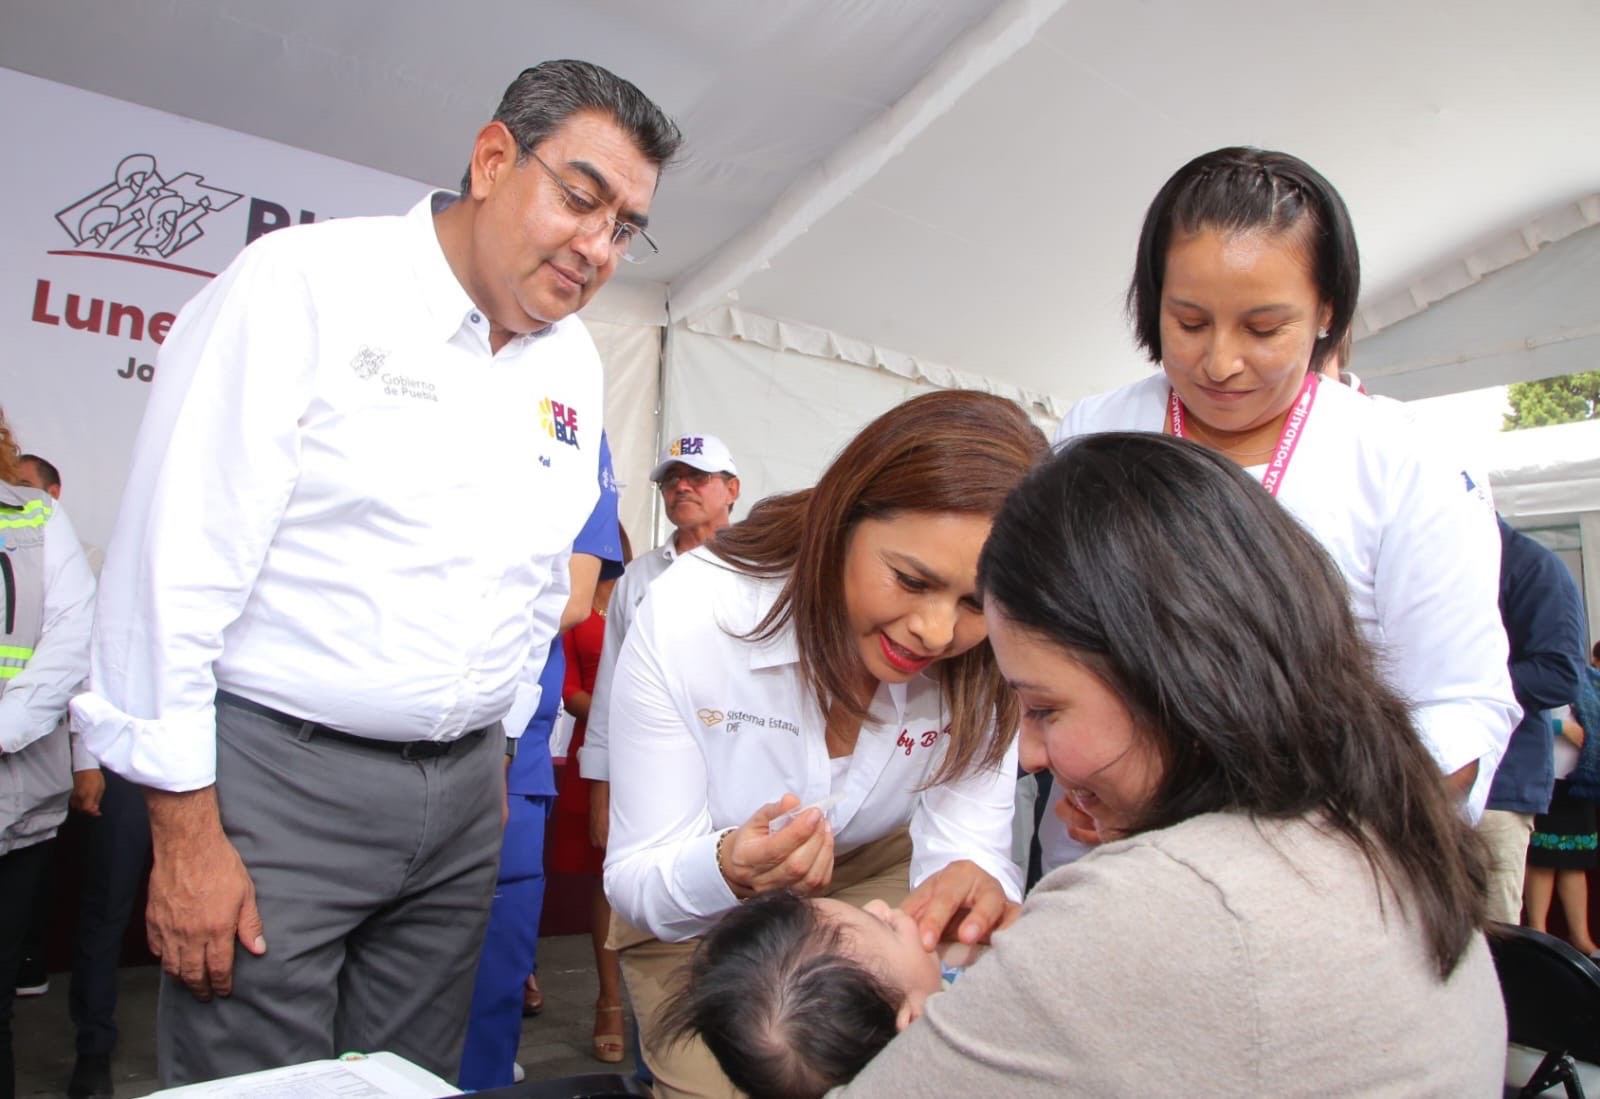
[74,193,602,792]
[577,538,678,781]
[604,549,1022,943]
[1053,372,1518,822]
[1,497,95,754]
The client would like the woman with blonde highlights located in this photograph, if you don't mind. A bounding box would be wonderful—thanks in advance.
[604,389,1048,1099]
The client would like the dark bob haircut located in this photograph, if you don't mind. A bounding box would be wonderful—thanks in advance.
[460,59,682,193]
[658,890,899,1099]
[977,432,1487,979]
[1126,146,1360,375]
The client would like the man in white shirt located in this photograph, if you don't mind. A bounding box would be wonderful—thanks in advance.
[71,60,681,1087]
[581,434,739,849]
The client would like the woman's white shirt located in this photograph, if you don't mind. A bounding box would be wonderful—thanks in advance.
[603,548,1022,942]
[1053,373,1517,821]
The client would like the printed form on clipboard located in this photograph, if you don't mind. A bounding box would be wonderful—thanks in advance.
[147,1051,458,1098]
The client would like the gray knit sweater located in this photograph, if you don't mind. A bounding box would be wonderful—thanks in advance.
[837,812,1506,1097]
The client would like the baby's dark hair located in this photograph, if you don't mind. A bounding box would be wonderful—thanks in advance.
[658,890,899,1099]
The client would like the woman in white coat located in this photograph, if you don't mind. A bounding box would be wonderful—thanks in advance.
[1041,146,1517,857]
[604,390,1049,1098]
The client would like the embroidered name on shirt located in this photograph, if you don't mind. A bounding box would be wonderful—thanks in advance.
[540,397,580,448]
[895,726,945,757]
[704,708,800,736]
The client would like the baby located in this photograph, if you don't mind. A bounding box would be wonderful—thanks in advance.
[660,889,973,1099]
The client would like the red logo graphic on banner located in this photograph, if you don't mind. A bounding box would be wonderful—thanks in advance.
[55,154,242,268]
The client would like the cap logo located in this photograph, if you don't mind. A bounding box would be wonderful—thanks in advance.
[670,436,705,458]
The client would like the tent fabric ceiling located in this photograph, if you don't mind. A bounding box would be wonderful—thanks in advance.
[0,0,1002,289]
[4,0,1597,405]
[724,0,1600,403]
[685,304,1066,417]
[1355,195,1600,342]
[1359,209,1600,402]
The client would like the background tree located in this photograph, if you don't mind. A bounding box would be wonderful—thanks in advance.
[1503,370,1600,430]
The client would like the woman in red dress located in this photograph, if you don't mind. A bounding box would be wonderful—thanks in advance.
[553,530,631,1062]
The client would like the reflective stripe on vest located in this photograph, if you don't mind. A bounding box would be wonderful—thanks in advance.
[0,498,52,530]
[0,644,32,679]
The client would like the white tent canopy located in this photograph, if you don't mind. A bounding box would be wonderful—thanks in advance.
[1488,419,1600,642]
[1491,420,1600,523]
[1359,201,1600,402]
[3,0,1598,539]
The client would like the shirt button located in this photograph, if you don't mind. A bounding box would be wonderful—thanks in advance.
[470,312,482,324]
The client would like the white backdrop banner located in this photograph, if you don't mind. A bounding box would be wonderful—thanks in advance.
[2,67,435,547]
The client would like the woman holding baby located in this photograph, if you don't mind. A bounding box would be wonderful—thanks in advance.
[834,429,1507,1094]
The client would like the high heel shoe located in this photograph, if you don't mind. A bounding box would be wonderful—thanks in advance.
[521,974,544,1017]
[593,1003,625,1063]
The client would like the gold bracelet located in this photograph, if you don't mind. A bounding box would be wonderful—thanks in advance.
[715,828,747,896]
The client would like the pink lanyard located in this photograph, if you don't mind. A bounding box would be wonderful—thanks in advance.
[1168,373,1320,498]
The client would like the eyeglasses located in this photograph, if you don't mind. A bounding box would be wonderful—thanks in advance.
[658,468,724,488]
[527,151,658,265]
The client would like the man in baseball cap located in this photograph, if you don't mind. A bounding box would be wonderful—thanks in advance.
[576,427,739,930]
[648,433,739,533]
[648,433,738,483]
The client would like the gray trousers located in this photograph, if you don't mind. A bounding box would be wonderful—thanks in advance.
[157,701,504,1087]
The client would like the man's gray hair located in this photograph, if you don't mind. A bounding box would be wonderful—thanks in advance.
[459,59,682,193]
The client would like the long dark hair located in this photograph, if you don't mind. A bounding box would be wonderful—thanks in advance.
[658,890,899,1099]
[710,390,1050,784]
[978,432,1488,977]
[1127,146,1360,375]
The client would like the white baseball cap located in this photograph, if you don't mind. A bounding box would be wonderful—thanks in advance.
[650,433,738,482]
